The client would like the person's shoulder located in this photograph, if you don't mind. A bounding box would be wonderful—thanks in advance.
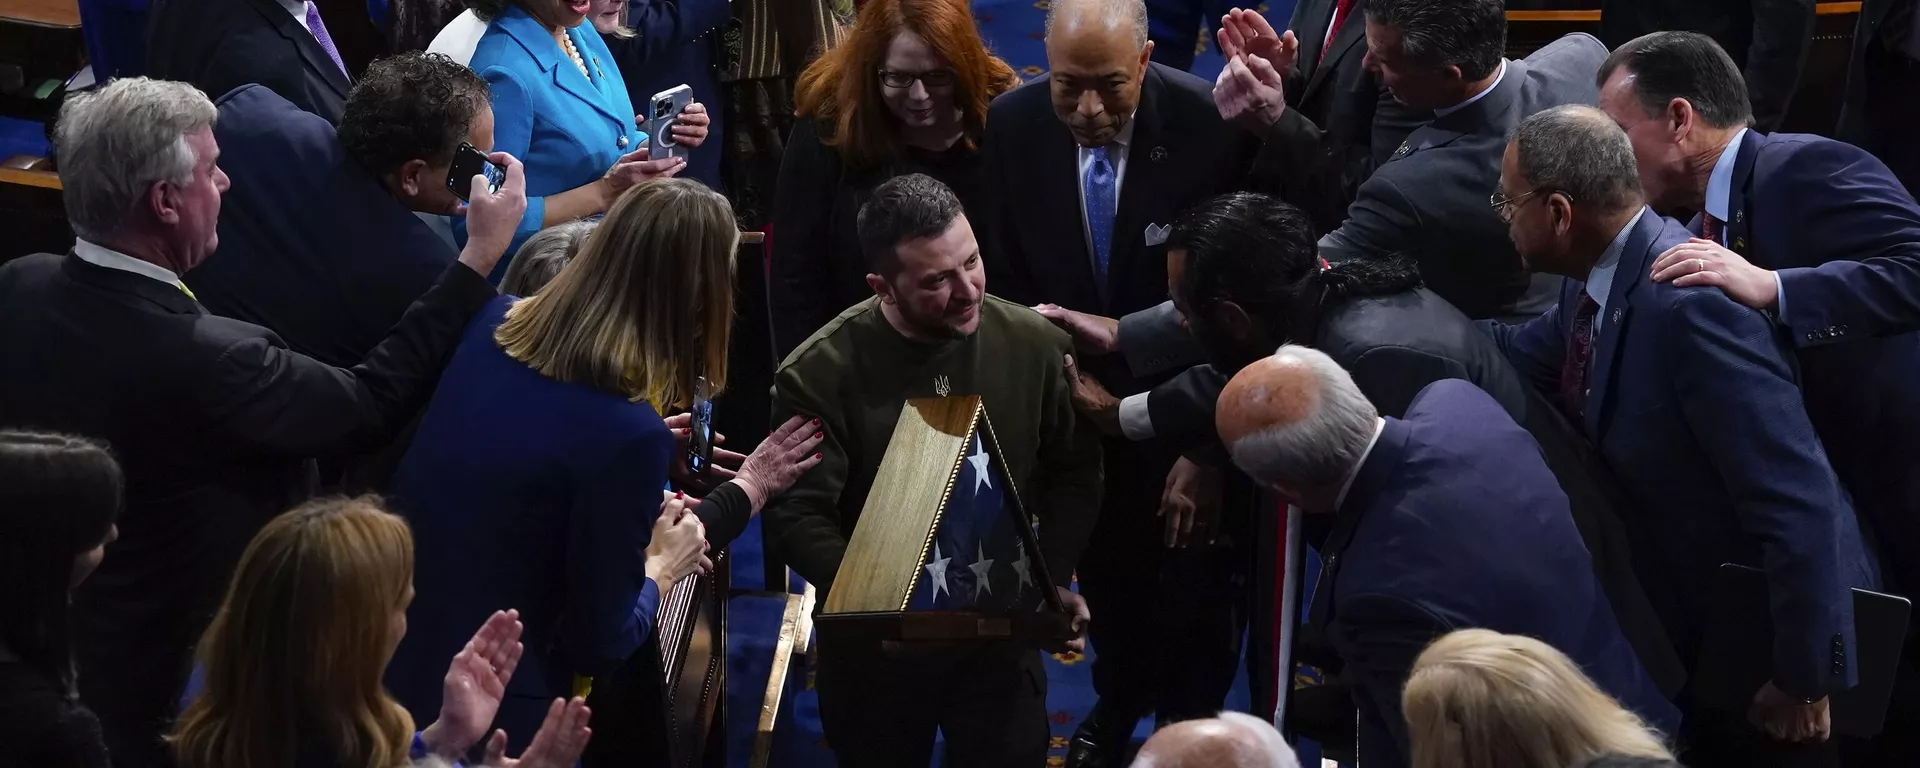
[1146,61,1217,105]
[989,75,1053,118]
[777,298,882,375]
[981,295,1070,350]
[0,252,64,284]
[1405,379,1503,424]
[1758,132,1896,187]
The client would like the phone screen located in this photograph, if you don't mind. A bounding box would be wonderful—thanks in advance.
[688,377,714,474]
[447,142,506,201]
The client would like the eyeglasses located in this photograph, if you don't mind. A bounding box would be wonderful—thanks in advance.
[878,69,957,89]
[1489,187,1571,223]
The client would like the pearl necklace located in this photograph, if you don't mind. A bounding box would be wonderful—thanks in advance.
[557,31,590,78]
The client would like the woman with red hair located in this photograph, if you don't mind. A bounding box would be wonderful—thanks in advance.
[768,0,1020,358]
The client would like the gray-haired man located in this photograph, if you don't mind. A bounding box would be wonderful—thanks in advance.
[0,77,524,765]
[1217,344,1678,768]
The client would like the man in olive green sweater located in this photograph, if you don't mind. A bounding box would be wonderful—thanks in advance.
[764,174,1103,766]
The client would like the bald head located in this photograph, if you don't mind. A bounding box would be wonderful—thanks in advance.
[1132,713,1300,768]
[1045,0,1148,48]
[1219,345,1379,507]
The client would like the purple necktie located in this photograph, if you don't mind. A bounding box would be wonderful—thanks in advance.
[305,4,349,77]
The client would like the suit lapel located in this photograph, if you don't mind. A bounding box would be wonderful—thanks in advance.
[247,0,350,98]
[500,9,628,130]
[1291,0,1337,87]
[1725,131,1764,260]
[1302,0,1367,99]
[1584,208,1662,440]
[1108,68,1176,310]
[1306,417,1409,634]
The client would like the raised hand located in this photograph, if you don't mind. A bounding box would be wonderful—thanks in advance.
[1031,304,1120,355]
[603,145,686,194]
[732,415,826,514]
[482,697,593,768]
[458,152,529,277]
[1217,9,1297,78]
[1214,53,1289,134]
[419,610,524,759]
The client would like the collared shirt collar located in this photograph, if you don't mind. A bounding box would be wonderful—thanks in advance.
[1433,60,1507,119]
[1704,128,1749,224]
[72,239,182,286]
[1333,417,1387,509]
[1090,114,1136,152]
[1584,207,1647,317]
[278,0,312,29]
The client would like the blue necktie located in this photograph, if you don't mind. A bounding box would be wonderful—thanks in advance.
[1084,146,1117,285]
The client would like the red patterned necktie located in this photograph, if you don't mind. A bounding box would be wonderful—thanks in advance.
[1701,213,1724,245]
[1559,294,1601,424]
[1321,0,1358,63]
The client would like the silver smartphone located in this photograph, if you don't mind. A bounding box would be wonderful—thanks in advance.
[646,84,694,162]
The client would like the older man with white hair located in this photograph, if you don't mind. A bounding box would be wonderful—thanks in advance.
[0,76,525,765]
[1131,711,1301,768]
[1215,346,1678,768]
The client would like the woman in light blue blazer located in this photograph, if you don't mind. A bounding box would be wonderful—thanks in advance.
[454,0,710,280]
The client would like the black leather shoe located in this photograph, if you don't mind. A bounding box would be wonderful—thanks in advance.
[1065,703,1142,768]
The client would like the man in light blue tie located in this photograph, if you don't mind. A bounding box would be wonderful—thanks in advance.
[982,0,1288,763]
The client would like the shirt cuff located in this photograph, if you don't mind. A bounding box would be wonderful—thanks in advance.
[1118,392,1155,441]
[410,732,429,761]
[1773,270,1788,319]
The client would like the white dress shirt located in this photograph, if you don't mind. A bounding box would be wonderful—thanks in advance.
[1433,60,1507,119]
[72,239,186,287]
[278,0,313,31]
[1584,207,1647,335]
[1334,417,1387,509]
[1076,116,1137,270]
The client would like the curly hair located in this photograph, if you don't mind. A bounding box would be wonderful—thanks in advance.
[338,53,491,175]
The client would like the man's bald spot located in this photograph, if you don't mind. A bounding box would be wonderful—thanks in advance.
[1134,716,1285,768]
[1216,354,1321,447]
[1045,0,1148,48]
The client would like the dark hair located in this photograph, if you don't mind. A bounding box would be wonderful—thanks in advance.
[465,0,513,21]
[1365,0,1506,81]
[1170,193,1422,338]
[338,53,491,175]
[857,173,965,275]
[1596,32,1752,130]
[0,432,122,697]
[1576,756,1686,768]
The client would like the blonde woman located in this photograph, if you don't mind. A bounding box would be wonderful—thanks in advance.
[169,497,592,768]
[384,177,825,757]
[1403,629,1676,768]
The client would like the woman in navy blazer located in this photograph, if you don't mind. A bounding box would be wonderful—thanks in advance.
[454,0,713,278]
[385,179,824,756]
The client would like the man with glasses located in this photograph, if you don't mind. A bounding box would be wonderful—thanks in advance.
[1485,105,1877,765]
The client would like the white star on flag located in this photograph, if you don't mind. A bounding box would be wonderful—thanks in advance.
[925,542,951,600]
[1011,540,1034,590]
[969,541,995,599]
[968,434,993,494]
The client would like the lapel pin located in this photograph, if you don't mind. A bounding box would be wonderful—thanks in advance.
[1150,146,1168,163]
[1733,210,1744,223]
[1393,142,1412,159]
[1611,308,1623,324]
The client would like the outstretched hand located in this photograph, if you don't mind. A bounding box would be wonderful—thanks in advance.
[420,610,524,759]
[483,697,593,768]
[1063,355,1121,436]
[1650,238,1780,310]
[1032,304,1120,355]
[1217,9,1297,78]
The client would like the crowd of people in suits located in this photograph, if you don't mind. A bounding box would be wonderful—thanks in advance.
[2,0,1919,766]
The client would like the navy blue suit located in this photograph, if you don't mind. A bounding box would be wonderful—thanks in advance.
[189,85,456,368]
[1488,209,1878,700]
[384,296,670,755]
[1309,379,1680,768]
[1714,131,1920,599]
[601,0,730,190]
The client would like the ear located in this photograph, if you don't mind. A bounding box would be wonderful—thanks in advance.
[148,181,181,226]
[1138,41,1154,70]
[865,272,894,304]
[1666,97,1692,140]
[1547,192,1576,236]
[1213,300,1255,340]
[1442,64,1464,84]
[399,159,432,198]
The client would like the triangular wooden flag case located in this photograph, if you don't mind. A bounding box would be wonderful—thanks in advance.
[819,395,1074,644]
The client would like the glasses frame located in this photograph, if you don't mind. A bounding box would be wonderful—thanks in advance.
[877,68,957,89]
[1489,187,1572,223]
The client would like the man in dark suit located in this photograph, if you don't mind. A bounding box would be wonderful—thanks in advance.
[147,0,354,124]
[1488,104,1878,763]
[983,1,1272,759]
[1209,4,1424,234]
[1216,347,1680,768]
[1599,0,1814,133]
[189,53,487,369]
[0,77,524,767]
[1602,33,1920,761]
[1223,0,1600,321]
[1839,0,1920,193]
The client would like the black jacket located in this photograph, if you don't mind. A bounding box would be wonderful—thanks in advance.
[1600,0,1816,133]
[0,254,494,766]
[147,0,352,124]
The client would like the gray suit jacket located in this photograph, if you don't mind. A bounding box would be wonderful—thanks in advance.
[1317,33,1608,321]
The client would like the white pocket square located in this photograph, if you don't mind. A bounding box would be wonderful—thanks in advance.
[1145,223,1170,247]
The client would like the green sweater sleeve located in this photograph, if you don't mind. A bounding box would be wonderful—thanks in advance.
[762,352,855,591]
[1027,328,1105,589]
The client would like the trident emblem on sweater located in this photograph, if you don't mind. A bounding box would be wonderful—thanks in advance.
[934,375,951,397]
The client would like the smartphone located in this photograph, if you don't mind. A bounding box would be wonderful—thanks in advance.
[688,376,714,474]
[447,142,506,201]
[646,84,694,163]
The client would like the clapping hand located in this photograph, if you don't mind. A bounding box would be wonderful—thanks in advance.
[482,697,593,768]
[664,412,746,494]
[1216,9,1297,78]
[456,152,529,278]
[419,610,525,760]
[1215,53,1289,134]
